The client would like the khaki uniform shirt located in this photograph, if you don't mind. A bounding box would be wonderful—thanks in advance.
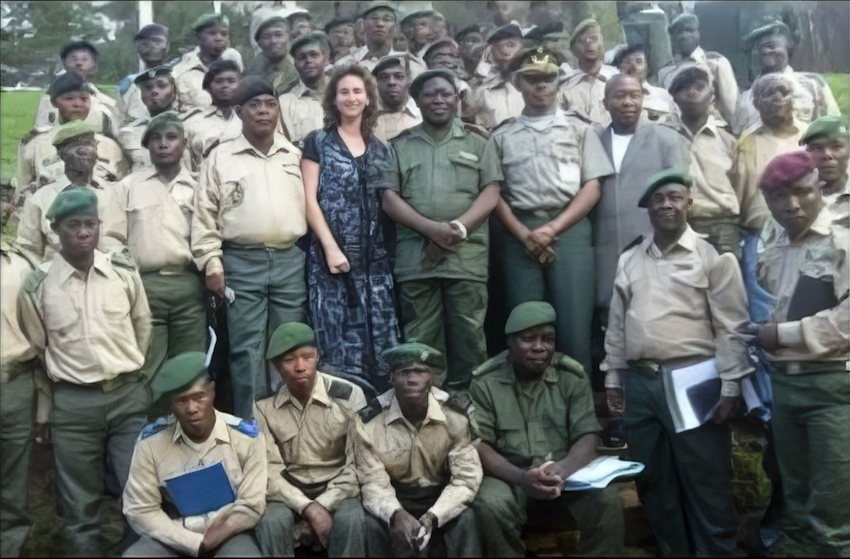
[184,107,243,179]
[254,373,365,514]
[173,48,244,109]
[17,250,152,385]
[735,120,805,231]
[123,411,268,557]
[33,84,118,137]
[557,64,618,127]
[388,120,503,282]
[278,80,325,145]
[192,134,306,274]
[464,73,524,129]
[658,47,739,126]
[469,351,602,468]
[757,208,849,365]
[373,96,423,142]
[117,81,148,126]
[663,115,740,219]
[642,82,675,123]
[735,66,842,136]
[118,166,197,273]
[117,108,201,172]
[603,226,754,396]
[1,241,37,384]
[15,179,128,264]
[247,56,299,94]
[489,109,614,214]
[16,127,128,203]
[354,387,483,527]
[335,46,427,78]
[823,177,850,219]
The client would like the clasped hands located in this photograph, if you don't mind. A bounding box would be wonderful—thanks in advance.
[522,224,557,266]
[390,509,438,554]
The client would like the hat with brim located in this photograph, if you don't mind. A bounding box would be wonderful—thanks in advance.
[508,46,562,76]
[505,301,557,335]
[133,64,173,86]
[638,170,692,208]
[382,343,445,376]
[231,76,277,106]
[372,52,409,76]
[400,9,435,27]
[423,37,459,63]
[149,352,209,408]
[266,322,317,361]
[800,116,849,146]
[46,187,98,224]
[743,21,792,49]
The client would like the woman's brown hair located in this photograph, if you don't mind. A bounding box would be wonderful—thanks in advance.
[322,64,378,142]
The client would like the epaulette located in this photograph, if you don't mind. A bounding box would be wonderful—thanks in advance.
[178,107,204,122]
[462,122,490,140]
[358,398,383,424]
[490,117,517,133]
[326,377,354,401]
[21,127,49,145]
[445,391,480,439]
[563,109,594,126]
[622,234,644,254]
[203,139,221,159]
[22,267,47,296]
[138,415,175,441]
[551,352,586,377]
[222,414,260,438]
[388,127,415,143]
[118,75,134,96]
[471,351,509,378]
[110,249,138,271]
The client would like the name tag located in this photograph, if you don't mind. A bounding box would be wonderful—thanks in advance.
[458,151,479,163]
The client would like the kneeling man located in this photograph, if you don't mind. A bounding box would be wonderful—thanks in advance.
[254,322,368,557]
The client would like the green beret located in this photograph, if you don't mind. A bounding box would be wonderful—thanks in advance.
[231,75,277,106]
[141,112,184,148]
[668,13,698,34]
[800,116,849,146]
[570,19,601,49]
[52,121,96,148]
[266,322,316,360]
[133,64,173,86]
[290,31,330,57]
[410,69,458,99]
[192,13,229,33]
[255,15,289,42]
[46,187,98,224]
[505,301,557,335]
[150,352,209,406]
[47,72,93,100]
[382,343,445,374]
[372,53,408,76]
[638,170,692,208]
[361,1,398,20]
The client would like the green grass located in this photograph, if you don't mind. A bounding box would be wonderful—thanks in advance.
[1,90,42,185]
[825,74,850,121]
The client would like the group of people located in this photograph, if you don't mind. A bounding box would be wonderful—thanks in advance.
[1,1,848,557]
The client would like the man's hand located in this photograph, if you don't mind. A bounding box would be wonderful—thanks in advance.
[205,269,226,299]
[757,322,780,350]
[529,224,556,249]
[520,467,562,501]
[302,502,334,549]
[415,511,437,552]
[606,386,625,417]
[708,395,742,424]
[200,522,231,556]
[325,246,351,274]
[390,509,421,552]
[426,221,462,251]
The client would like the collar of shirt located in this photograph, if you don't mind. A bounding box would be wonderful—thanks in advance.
[492,358,560,385]
[273,373,333,410]
[516,108,569,131]
[381,387,448,429]
[408,119,466,146]
[139,165,196,191]
[182,48,207,72]
[203,105,235,121]
[642,224,700,258]
[676,113,722,141]
[762,206,834,250]
[173,410,232,449]
[52,249,115,284]
[675,46,707,65]
[231,133,295,158]
[291,79,325,99]
[564,64,617,86]
[377,95,421,117]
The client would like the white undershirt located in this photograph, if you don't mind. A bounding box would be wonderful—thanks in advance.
[610,128,634,174]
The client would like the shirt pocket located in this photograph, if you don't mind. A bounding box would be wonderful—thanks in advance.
[495,414,527,454]
[43,292,82,343]
[550,137,583,188]
[667,259,710,291]
[99,283,133,324]
[449,154,482,196]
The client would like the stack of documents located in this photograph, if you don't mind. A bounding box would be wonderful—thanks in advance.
[163,461,236,517]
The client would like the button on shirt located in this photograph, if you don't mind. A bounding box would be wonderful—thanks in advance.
[756,208,849,364]
[254,373,365,514]
[123,411,268,557]
[470,351,602,469]
[489,109,614,214]
[373,96,423,142]
[278,80,326,145]
[192,134,307,274]
[388,120,503,282]
[354,387,483,528]
[1,243,37,383]
[664,115,740,219]
[17,250,152,385]
[603,226,754,396]
[119,167,197,273]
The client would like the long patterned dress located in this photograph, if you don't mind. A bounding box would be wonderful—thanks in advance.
[302,128,399,397]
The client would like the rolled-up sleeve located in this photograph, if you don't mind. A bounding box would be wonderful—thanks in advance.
[427,421,483,527]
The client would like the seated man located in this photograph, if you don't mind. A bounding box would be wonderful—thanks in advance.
[354,343,483,557]
[604,171,753,556]
[253,322,367,557]
[470,301,623,557]
[372,54,422,142]
[123,352,267,557]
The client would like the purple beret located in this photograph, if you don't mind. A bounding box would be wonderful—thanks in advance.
[758,150,816,193]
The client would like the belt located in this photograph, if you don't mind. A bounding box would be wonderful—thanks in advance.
[770,361,849,376]
[628,355,708,378]
[222,241,293,251]
[55,372,143,392]
[140,265,192,276]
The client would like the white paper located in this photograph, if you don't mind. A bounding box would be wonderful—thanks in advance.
[563,456,645,491]
[415,526,432,552]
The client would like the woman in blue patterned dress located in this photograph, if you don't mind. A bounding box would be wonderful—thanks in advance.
[300,64,399,397]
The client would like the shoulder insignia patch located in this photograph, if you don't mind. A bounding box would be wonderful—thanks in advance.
[138,415,175,441]
[327,378,354,401]
[203,139,221,159]
[358,398,383,423]
[223,415,260,438]
[563,109,593,125]
[22,267,47,295]
[110,249,138,271]
[462,122,490,139]
[552,352,586,377]
[179,107,204,121]
[471,351,509,378]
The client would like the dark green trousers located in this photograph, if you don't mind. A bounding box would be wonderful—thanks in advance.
[770,366,850,556]
[139,271,206,381]
[399,278,488,389]
[493,216,594,375]
[623,369,738,556]
[0,369,35,557]
[471,475,623,557]
[123,532,262,557]
[255,500,367,557]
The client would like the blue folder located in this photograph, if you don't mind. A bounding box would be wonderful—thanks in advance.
[163,461,236,517]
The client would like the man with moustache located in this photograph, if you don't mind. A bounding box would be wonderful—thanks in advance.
[192,77,307,418]
[558,19,618,127]
[334,2,398,74]
[372,54,422,142]
[173,14,243,109]
[253,322,367,556]
[354,342,483,557]
[278,33,331,146]
[470,301,623,557]
[603,171,753,556]
[117,24,180,126]
[490,47,613,374]
[249,14,299,95]
[384,69,502,390]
